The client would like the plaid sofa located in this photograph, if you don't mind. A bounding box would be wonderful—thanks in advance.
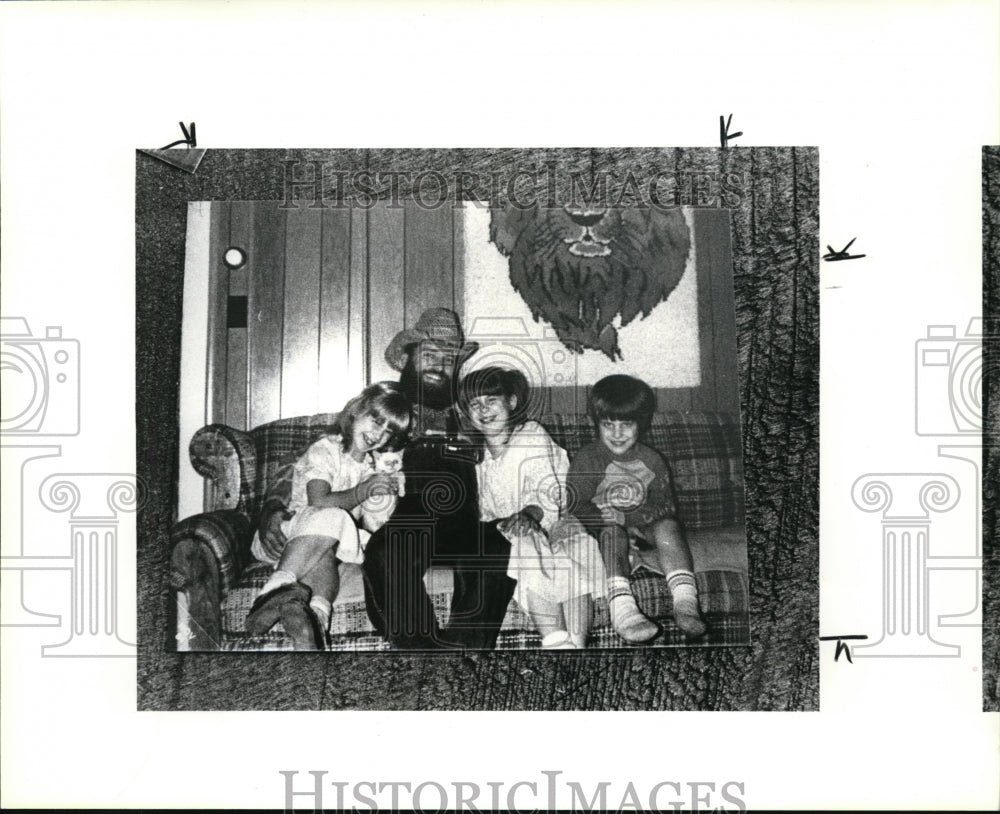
[170,412,748,651]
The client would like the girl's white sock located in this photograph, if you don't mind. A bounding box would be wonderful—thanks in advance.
[309,596,332,632]
[608,593,659,643]
[606,575,631,601]
[665,570,707,636]
[259,569,297,597]
[607,575,659,643]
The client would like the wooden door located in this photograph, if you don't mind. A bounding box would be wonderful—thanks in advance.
[205,200,459,430]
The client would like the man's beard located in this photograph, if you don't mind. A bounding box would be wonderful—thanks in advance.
[399,358,456,410]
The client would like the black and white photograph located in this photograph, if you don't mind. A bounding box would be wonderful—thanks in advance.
[170,172,750,654]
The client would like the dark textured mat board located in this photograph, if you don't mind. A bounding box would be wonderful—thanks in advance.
[137,147,819,710]
[983,145,999,712]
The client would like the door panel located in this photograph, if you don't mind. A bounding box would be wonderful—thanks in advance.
[207,200,460,431]
[281,207,323,417]
[247,201,286,429]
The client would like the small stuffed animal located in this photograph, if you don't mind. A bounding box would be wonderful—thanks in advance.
[360,448,406,532]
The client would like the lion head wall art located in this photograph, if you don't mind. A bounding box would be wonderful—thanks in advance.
[489,204,692,361]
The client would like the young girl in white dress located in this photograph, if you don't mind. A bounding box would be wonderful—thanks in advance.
[246,381,410,649]
[459,366,605,649]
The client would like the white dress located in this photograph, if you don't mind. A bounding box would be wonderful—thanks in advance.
[251,434,374,565]
[477,422,605,608]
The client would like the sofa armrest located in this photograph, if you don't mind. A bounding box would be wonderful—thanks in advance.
[189,424,256,514]
[170,509,252,650]
[171,509,253,593]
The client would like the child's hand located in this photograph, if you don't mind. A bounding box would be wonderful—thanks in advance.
[598,504,626,526]
[258,502,295,561]
[356,473,400,503]
[383,471,405,496]
[498,510,542,538]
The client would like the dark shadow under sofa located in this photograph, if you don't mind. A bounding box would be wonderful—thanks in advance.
[170,411,749,651]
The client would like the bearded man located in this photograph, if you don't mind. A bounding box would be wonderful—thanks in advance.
[255,308,516,650]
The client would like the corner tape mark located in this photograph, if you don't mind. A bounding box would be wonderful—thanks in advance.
[139,148,206,174]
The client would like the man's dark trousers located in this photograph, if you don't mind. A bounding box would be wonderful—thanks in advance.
[362,438,516,649]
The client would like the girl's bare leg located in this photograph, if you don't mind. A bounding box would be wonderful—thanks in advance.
[649,519,706,637]
[248,534,339,639]
[250,536,340,649]
[598,523,631,580]
[649,518,695,574]
[564,594,592,648]
[525,590,572,648]
[280,545,340,650]
[301,548,340,607]
[277,534,337,579]
[287,547,339,645]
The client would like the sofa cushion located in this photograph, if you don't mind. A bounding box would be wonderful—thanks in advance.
[220,561,748,652]
[249,413,340,518]
[246,410,744,530]
[540,412,744,530]
[653,414,745,529]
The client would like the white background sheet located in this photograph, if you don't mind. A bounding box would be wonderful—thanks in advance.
[1,1,997,809]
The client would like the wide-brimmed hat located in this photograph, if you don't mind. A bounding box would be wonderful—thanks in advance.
[384,307,480,372]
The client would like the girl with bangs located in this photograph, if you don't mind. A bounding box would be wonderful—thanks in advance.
[245,381,411,649]
[459,366,605,649]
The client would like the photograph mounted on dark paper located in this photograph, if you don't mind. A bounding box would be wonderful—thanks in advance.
[171,169,749,653]
[139,146,818,711]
